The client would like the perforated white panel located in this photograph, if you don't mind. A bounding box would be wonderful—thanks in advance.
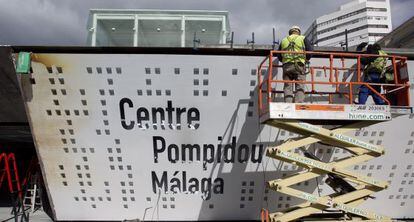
[17,54,414,221]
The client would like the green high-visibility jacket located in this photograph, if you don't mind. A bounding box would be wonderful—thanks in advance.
[280,34,306,64]
[366,50,388,73]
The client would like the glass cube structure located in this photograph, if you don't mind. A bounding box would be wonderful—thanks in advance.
[87,9,230,47]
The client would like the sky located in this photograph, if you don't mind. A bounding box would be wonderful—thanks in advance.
[0,0,412,46]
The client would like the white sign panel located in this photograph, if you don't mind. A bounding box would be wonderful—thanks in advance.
[17,53,414,221]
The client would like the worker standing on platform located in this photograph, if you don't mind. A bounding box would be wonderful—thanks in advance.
[277,25,313,103]
[358,43,387,105]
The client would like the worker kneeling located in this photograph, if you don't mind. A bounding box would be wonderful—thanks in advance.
[358,43,387,105]
[277,26,313,103]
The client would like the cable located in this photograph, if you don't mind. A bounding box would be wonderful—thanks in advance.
[312,144,324,215]
[315,176,322,197]
[260,125,271,211]
[150,189,161,222]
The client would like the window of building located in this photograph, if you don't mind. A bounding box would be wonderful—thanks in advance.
[316,24,388,44]
[316,7,387,28]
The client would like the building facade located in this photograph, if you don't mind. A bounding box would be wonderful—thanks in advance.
[305,0,392,47]
[87,9,230,47]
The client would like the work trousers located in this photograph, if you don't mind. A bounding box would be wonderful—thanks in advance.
[358,72,385,105]
[283,63,306,103]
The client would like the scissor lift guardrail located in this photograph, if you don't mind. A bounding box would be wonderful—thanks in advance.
[258,51,412,222]
[258,50,410,112]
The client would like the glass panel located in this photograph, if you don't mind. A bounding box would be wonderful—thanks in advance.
[185,20,222,47]
[96,19,134,46]
[138,20,181,47]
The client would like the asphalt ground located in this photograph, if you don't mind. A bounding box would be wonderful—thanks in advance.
[0,207,52,222]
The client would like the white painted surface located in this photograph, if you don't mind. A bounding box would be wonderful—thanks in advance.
[17,53,414,220]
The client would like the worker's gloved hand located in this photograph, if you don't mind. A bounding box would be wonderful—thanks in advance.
[304,61,311,75]
[356,42,368,51]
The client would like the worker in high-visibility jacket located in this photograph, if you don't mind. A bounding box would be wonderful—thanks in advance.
[277,25,313,103]
[358,43,387,105]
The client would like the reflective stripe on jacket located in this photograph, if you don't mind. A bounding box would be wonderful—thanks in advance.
[280,34,306,64]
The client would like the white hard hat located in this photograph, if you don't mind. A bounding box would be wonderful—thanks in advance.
[289,25,301,34]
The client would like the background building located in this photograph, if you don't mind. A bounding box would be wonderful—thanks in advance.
[305,0,392,47]
[87,9,230,47]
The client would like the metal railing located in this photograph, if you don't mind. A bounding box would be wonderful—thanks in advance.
[0,153,21,196]
[258,50,411,116]
[0,152,22,196]
[0,152,29,222]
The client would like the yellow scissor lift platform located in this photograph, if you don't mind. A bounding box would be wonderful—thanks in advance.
[261,103,392,222]
[257,51,411,222]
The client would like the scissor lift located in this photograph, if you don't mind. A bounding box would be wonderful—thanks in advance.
[258,51,411,222]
